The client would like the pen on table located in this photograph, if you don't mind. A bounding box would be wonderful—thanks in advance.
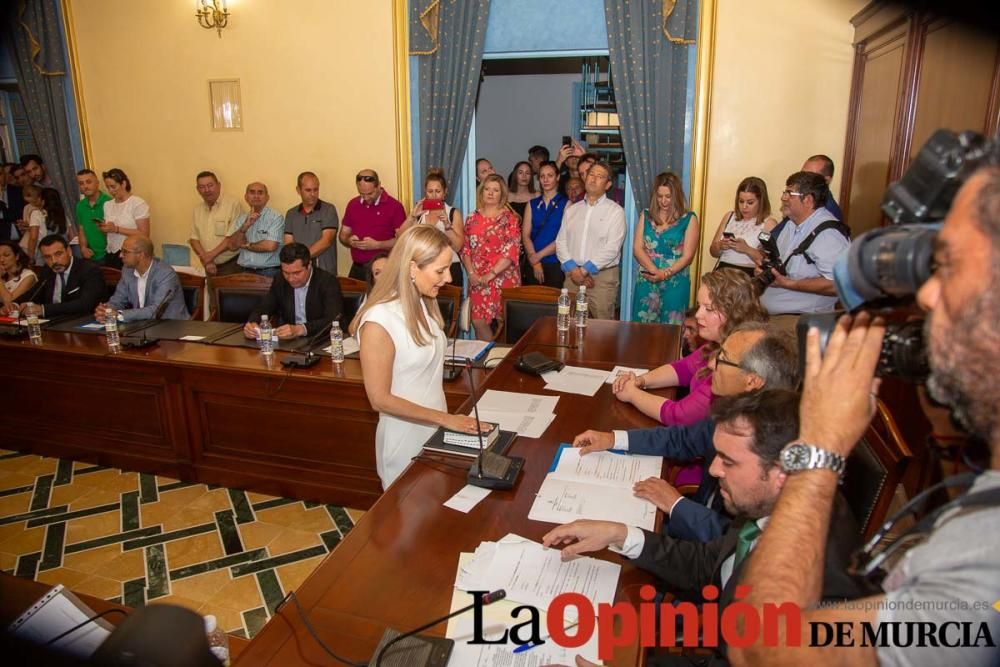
[511,621,579,653]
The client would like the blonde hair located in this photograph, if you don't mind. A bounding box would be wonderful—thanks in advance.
[476,173,509,211]
[349,225,450,346]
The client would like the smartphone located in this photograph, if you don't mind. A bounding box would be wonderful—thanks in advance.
[722,232,736,239]
[422,199,444,211]
[562,135,572,147]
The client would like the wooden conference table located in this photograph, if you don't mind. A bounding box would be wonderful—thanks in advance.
[0,324,480,510]
[237,317,681,666]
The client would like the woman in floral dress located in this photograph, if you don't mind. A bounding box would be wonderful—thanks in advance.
[461,174,522,340]
[631,172,700,324]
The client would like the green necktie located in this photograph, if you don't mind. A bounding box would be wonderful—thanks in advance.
[733,520,762,566]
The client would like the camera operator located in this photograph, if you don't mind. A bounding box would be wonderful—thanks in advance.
[730,162,1000,666]
[758,171,850,336]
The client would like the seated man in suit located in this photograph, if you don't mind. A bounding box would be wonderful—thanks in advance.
[243,242,343,340]
[20,234,104,318]
[94,236,189,323]
[544,389,864,666]
[573,322,799,542]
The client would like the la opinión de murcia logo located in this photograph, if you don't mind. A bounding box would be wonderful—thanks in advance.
[465,586,999,660]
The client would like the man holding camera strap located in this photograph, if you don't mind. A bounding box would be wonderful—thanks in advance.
[759,171,851,337]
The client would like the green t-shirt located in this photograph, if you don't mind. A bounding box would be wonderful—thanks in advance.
[75,191,112,260]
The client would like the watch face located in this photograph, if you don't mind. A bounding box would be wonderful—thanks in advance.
[782,444,810,470]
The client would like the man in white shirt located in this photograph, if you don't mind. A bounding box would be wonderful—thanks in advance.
[555,160,626,319]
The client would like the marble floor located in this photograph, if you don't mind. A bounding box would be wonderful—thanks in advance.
[0,449,363,640]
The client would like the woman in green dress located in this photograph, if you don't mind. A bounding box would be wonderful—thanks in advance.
[631,172,700,324]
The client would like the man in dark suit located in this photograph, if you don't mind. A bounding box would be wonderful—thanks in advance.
[572,323,800,542]
[543,389,864,666]
[243,242,343,341]
[21,235,104,319]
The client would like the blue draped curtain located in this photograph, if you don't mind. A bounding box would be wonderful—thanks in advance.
[410,0,491,199]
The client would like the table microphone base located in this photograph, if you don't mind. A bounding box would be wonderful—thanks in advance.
[443,364,463,381]
[467,455,524,490]
[371,628,454,667]
[281,353,321,368]
[120,336,160,349]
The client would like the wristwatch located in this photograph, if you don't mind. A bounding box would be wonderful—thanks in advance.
[780,442,846,478]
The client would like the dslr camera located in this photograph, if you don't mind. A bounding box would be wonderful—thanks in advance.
[797,129,994,381]
[754,229,784,290]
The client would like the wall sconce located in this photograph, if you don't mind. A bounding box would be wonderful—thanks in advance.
[196,0,229,38]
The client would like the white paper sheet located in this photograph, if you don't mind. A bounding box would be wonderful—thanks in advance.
[445,338,493,361]
[542,366,607,396]
[79,322,104,330]
[528,477,658,530]
[604,365,649,384]
[472,408,556,439]
[323,336,360,356]
[549,448,663,488]
[179,335,205,341]
[443,485,492,513]
[477,390,559,416]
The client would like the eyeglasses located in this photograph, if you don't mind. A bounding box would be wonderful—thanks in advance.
[781,189,803,198]
[356,175,376,183]
[715,349,743,371]
[120,249,142,255]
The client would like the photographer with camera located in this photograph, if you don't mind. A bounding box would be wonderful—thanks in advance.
[729,136,1000,667]
[757,171,850,336]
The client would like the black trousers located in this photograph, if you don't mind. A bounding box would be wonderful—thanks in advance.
[349,262,368,282]
[521,261,564,289]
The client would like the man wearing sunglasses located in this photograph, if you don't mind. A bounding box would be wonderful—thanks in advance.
[338,169,405,281]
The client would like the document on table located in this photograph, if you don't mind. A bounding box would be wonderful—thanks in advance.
[179,335,205,341]
[477,390,559,416]
[527,446,662,530]
[445,338,493,362]
[472,408,556,439]
[541,365,607,396]
[443,484,492,513]
[323,336,360,356]
[605,365,649,384]
[446,554,600,665]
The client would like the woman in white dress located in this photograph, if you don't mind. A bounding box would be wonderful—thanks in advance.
[350,225,483,489]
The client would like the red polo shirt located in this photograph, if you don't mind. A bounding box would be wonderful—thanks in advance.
[342,189,406,265]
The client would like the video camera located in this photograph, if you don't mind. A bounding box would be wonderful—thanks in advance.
[797,129,995,381]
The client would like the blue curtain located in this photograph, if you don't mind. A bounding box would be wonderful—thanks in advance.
[3,0,79,225]
[604,0,697,208]
[410,0,491,200]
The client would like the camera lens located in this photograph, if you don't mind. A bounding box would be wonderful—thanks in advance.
[878,321,928,382]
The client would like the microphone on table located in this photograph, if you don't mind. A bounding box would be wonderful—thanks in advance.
[465,359,524,491]
[372,589,507,667]
[122,288,173,349]
[281,321,335,368]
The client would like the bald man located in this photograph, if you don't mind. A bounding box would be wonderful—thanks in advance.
[233,182,284,278]
[96,235,189,322]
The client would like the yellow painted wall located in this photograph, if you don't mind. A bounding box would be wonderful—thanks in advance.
[65,0,403,273]
[697,0,869,268]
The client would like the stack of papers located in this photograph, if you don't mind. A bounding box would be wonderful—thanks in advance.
[445,338,494,362]
[529,446,661,530]
[471,390,559,439]
[541,365,608,396]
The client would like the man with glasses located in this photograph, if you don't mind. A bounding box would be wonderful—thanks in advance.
[571,322,799,542]
[94,235,189,323]
[338,169,405,281]
[283,171,339,276]
[759,171,850,336]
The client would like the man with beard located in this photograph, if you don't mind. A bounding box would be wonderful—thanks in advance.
[729,160,1000,666]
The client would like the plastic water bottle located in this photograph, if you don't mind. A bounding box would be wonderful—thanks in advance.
[104,308,121,351]
[26,312,42,344]
[575,286,588,328]
[329,321,344,362]
[556,288,571,332]
[258,314,274,356]
[203,615,230,666]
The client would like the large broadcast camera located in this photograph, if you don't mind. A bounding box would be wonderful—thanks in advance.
[796,129,995,381]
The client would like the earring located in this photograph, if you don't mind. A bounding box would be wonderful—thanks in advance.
[410,275,416,283]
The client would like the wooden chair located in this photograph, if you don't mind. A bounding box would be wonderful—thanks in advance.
[100,266,121,301]
[207,273,272,323]
[495,285,564,344]
[337,276,368,327]
[842,399,914,540]
[178,273,206,320]
[436,285,462,338]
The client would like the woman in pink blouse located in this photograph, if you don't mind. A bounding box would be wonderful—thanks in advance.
[612,269,767,425]
[461,174,522,340]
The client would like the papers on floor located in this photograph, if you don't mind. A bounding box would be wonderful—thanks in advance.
[444,484,492,513]
[445,338,493,362]
[445,555,600,665]
[528,446,661,530]
[605,365,649,384]
[541,365,607,396]
[455,534,619,620]
[471,390,559,439]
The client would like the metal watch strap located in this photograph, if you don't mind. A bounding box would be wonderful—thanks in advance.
[809,446,846,477]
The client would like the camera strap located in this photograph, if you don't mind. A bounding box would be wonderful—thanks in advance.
[779,220,851,273]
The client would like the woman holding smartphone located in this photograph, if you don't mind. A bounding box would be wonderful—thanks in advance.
[402,168,464,288]
[98,168,151,269]
[632,172,699,325]
[708,176,778,276]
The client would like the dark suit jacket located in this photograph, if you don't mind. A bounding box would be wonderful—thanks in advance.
[31,257,105,318]
[637,494,865,665]
[249,266,344,338]
[628,418,730,542]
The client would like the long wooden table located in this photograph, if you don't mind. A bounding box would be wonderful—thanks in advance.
[0,327,480,509]
[236,317,681,666]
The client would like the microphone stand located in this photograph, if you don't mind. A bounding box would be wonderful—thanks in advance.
[121,288,173,349]
[465,359,524,490]
[280,322,333,368]
[443,333,462,381]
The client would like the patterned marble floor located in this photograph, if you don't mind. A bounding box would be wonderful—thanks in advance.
[0,449,363,639]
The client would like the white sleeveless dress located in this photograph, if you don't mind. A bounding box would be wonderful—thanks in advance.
[358,299,446,489]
